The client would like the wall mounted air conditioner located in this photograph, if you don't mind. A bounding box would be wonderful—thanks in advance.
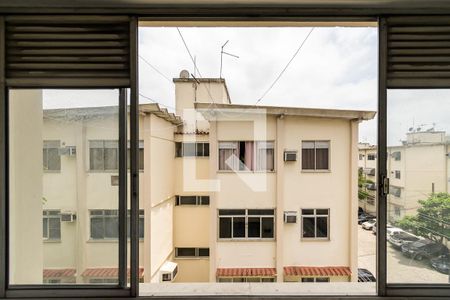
[284,211,297,223]
[160,261,178,283]
[59,146,76,156]
[284,150,297,162]
[61,212,77,222]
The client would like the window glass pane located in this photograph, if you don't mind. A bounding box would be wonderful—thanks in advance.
[183,143,196,156]
[179,196,197,205]
[219,218,232,239]
[175,142,182,157]
[204,143,210,157]
[302,148,315,170]
[387,89,450,284]
[248,209,274,215]
[196,143,204,156]
[248,217,261,238]
[262,217,274,238]
[232,217,245,238]
[316,148,329,170]
[200,196,210,205]
[176,248,196,257]
[316,277,330,282]
[302,217,315,238]
[9,89,121,285]
[198,248,210,257]
[219,209,245,216]
[316,217,328,238]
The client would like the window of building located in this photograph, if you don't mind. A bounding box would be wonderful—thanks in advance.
[90,140,144,171]
[301,277,330,283]
[218,209,274,239]
[395,170,401,179]
[90,209,144,239]
[367,154,376,160]
[359,154,364,160]
[392,151,401,161]
[390,186,401,198]
[301,141,330,171]
[175,247,210,258]
[43,210,61,240]
[218,141,274,171]
[175,142,209,157]
[43,140,61,171]
[394,206,401,217]
[301,209,329,239]
[175,195,209,206]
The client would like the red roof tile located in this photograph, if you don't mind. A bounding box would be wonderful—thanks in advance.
[82,267,144,279]
[284,266,351,277]
[43,268,76,278]
[216,267,276,277]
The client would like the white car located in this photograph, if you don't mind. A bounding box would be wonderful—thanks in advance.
[362,219,376,230]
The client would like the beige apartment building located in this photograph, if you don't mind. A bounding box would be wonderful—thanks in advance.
[358,143,378,214]
[358,130,450,222]
[9,71,375,285]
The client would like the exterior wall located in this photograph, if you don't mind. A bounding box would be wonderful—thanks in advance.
[281,117,355,276]
[358,145,377,214]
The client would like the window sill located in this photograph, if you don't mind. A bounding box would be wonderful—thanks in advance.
[43,170,61,174]
[301,170,331,173]
[300,238,330,242]
[218,238,276,242]
[87,239,144,243]
[174,257,210,260]
[43,239,61,243]
[217,170,276,174]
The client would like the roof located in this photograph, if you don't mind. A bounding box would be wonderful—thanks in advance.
[195,103,376,121]
[43,268,76,278]
[284,266,351,277]
[82,267,144,279]
[44,103,182,126]
[216,267,276,277]
[173,77,232,104]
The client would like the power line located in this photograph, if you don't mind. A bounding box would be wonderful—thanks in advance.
[255,27,315,105]
[176,27,203,78]
[139,93,177,111]
[139,54,173,83]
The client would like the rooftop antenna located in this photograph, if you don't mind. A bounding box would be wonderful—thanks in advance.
[219,40,239,79]
[193,55,197,77]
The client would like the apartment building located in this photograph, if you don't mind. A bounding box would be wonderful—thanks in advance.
[358,143,377,214]
[358,130,450,222]
[9,71,375,285]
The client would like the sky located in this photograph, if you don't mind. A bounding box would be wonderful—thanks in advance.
[44,26,450,146]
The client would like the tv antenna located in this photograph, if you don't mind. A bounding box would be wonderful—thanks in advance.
[219,40,239,79]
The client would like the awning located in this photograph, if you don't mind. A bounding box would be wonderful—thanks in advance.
[216,267,276,277]
[284,266,351,277]
[43,268,76,278]
[82,267,144,279]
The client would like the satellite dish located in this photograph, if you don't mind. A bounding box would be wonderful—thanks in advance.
[179,70,190,79]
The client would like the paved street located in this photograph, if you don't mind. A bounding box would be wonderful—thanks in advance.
[358,226,449,284]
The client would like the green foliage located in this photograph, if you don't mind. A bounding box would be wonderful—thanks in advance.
[396,193,450,244]
[358,168,374,200]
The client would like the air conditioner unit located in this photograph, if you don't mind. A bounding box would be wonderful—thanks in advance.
[284,211,297,223]
[160,261,178,283]
[284,150,297,162]
[59,146,76,156]
[61,212,76,222]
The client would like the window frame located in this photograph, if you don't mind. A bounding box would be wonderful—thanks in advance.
[301,140,331,172]
[175,142,210,157]
[42,210,61,241]
[217,140,275,172]
[301,208,330,240]
[218,209,275,240]
[43,140,61,172]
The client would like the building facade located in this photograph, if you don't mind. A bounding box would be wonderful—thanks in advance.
[9,72,375,285]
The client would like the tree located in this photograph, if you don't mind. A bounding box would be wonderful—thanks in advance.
[396,193,450,244]
[358,168,374,200]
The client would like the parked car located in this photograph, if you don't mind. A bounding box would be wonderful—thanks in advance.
[430,254,450,274]
[401,239,449,261]
[358,268,376,282]
[373,224,400,235]
[362,219,376,230]
[388,231,419,249]
[358,213,375,225]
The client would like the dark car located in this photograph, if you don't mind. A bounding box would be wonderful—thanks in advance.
[358,213,375,225]
[358,268,376,282]
[430,254,450,274]
[401,239,449,261]
[388,231,420,249]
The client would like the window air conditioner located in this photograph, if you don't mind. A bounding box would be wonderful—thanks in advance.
[59,146,76,156]
[160,261,178,283]
[284,211,297,223]
[284,150,297,162]
[61,212,76,222]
